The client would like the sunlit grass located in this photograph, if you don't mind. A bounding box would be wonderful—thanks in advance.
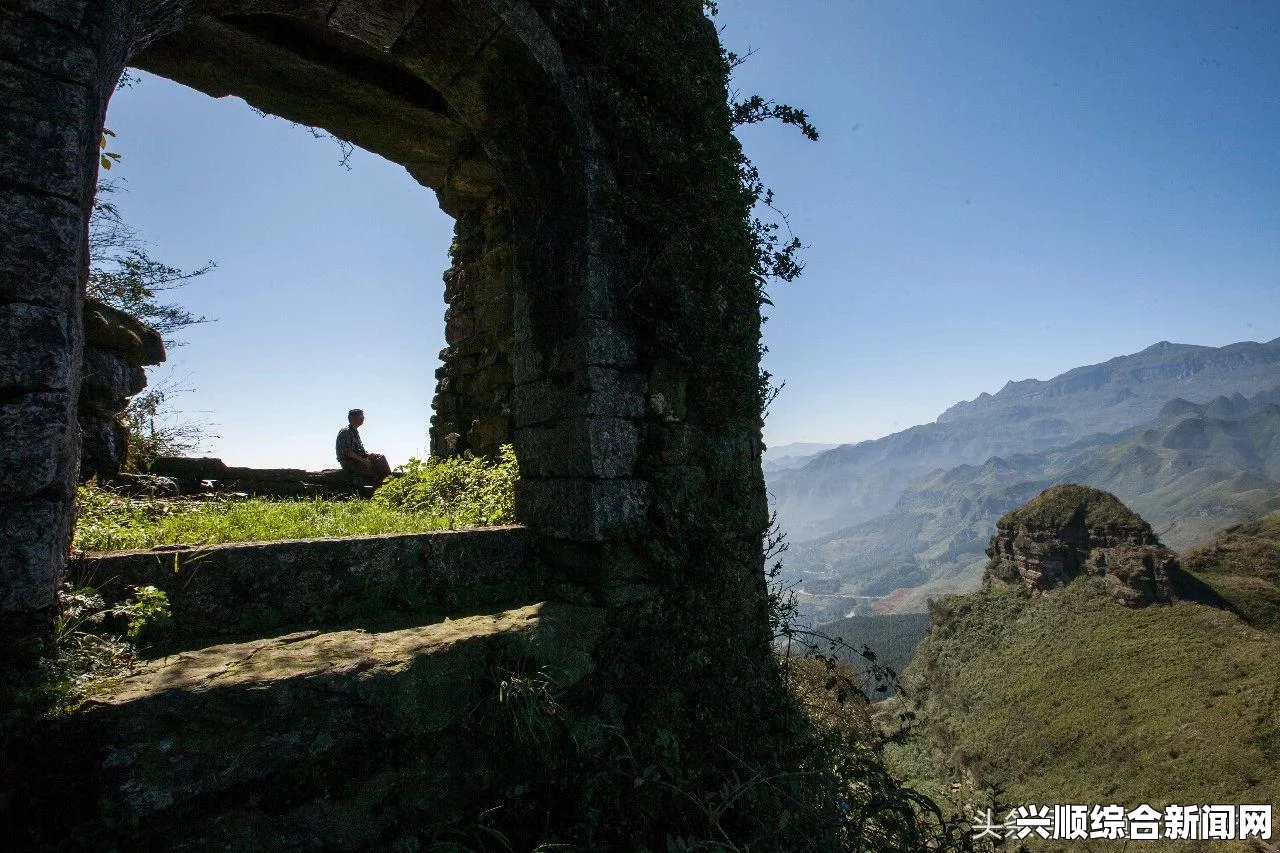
[73,490,451,552]
[74,449,519,552]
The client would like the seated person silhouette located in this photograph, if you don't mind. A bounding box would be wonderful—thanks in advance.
[335,408,391,487]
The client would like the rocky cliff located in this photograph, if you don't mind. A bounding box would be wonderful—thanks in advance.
[983,484,1179,607]
[79,298,165,480]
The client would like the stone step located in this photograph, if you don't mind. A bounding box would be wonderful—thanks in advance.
[75,527,550,651]
[7,602,603,851]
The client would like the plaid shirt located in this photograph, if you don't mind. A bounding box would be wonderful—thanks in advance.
[335,425,366,467]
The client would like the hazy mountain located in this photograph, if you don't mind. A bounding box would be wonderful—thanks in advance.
[762,442,841,473]
[785,386,1280,618]
[770,337,1280,541]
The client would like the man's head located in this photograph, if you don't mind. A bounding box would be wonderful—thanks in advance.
[348,408,364,427]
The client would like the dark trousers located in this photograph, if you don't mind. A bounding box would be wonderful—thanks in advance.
[343,454,391,486]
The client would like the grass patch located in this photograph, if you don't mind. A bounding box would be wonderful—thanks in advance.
[75,448,519,552]
[74,489,451,551]
[1180,509,1280,632]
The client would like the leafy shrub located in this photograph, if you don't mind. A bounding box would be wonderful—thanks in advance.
[125,586,172,644]
[374,446,518,528]
[1,583,174,729]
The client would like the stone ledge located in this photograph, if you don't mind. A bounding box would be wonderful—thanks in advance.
[7,603,605,850]
[146,456,372,496]
[76,527,544,648]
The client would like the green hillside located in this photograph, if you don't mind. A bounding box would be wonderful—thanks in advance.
[885,514,1280,848]
[814,612,933,695]
[1181,512,1280,632]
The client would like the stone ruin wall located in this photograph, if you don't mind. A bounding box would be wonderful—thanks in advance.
[430,194,515,457]
[2,4,784,844]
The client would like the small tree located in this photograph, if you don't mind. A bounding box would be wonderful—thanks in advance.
[88,180,213,345]
[88,177,216,467]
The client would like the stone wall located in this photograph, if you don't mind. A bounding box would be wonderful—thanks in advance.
[2,2,792,846]
[79,298,165,481]
[430,196,516,457]
[148,455,368,496]
[76,526,540,648]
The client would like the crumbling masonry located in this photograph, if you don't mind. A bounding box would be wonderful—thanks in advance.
[1,0,782,845]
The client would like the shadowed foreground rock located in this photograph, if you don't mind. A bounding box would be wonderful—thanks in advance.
[984,484,1179,606]
[5,602,603,851]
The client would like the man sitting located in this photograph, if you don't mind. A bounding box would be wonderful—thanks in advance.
[335,408,392,487]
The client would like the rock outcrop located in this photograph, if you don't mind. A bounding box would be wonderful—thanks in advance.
[983,484,1179,606]
[79,298,165,480]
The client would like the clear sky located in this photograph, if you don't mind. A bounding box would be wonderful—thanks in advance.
[102,1,1280,468]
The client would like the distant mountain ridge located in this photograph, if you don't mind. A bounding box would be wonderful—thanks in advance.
[770,337,1280,542]
[937,339,1280,424]
[762,442,841,473]
[787,387,1280,618]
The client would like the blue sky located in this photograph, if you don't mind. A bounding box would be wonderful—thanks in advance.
[102,1,1280,468]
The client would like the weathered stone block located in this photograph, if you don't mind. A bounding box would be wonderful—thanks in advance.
[83,298,165,366]
[515,477,648,541]
[0,11,98,86]
[512,341,545,384]
[0,391,76,497]
[0,118,90,205]
[326,0,421,51]
[80,345,145,409]
[0,302,72,390]
[0,190,84,308]
[220,466,311,481]
[515,417,638,478]
[0,498,69,612]
[511,367,645,427]
[468,413,510,451]
[78,412,128,481]
[578,317,637,367]
[512,321,639,389]
[148,456,230,481]
[8,0,92,33]
[444,310,476,345]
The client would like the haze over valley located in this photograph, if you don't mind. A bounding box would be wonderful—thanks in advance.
[768,335,1280,620]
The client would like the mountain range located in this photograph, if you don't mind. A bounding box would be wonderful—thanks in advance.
[769,337,1280,617]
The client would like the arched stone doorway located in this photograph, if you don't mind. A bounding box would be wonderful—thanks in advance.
[3,11,784,839]
[1,0,652,655]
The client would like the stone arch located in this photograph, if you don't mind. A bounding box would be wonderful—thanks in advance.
[1,0,646,656]
[2,4,798,843]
